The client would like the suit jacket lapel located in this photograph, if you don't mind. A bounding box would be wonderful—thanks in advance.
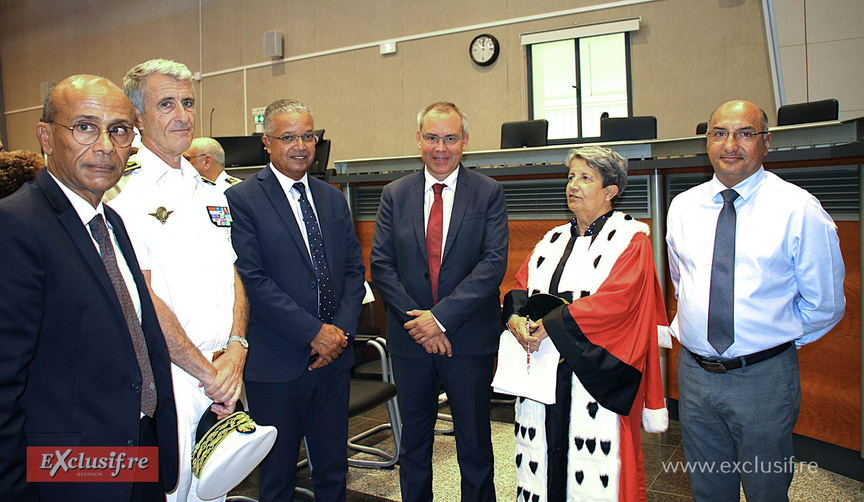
[410,170,429,264]
[443,165,470,262]
[257,167,315,271]
[36,170,124,316]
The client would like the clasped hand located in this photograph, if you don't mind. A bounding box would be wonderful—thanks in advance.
[309,323,348,370]
[405,309,452,356]
[507,315,547,353]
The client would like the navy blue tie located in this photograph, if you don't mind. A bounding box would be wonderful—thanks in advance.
[294,182,336,324]
[707,189,739,355]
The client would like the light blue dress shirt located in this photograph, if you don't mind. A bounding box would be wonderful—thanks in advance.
[667,167,845,358]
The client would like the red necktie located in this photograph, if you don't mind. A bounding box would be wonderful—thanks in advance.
[427,183,445,304]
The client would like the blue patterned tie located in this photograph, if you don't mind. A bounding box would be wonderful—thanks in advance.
[707,189,739,355]
[294,182,336,324]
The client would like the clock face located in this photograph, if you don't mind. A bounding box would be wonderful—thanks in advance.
[470,34,499,66]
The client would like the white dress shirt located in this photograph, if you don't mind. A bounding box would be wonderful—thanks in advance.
[667,167,846,358]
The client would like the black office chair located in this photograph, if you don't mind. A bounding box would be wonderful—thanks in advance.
[696,122,708,135]
[309,129,331,179]
[500,119,549,149]
[600,116,657,141]
[777,99,839,126]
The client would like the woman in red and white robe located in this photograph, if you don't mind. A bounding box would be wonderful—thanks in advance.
[503,146,669,502]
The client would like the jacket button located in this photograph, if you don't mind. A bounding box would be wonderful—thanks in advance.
[131,382,141,391]
[127,440,136,447]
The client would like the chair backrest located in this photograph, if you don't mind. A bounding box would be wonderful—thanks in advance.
[309,129,330,179]
[600,116,657,141]
[695,122,708,135]
[777,99,839,126]
[500,119,549,149]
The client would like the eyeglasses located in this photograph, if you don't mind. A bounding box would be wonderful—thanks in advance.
[706,130,768,143]
[51,121,136,148]
[420,134,464,146]
[267,133,318,144]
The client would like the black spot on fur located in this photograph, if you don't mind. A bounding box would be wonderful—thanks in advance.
[520,426,527,438]
[516,453,522,467]
[587,401,598,419]
[528,428,536,441]
[529,461,538,474]
[532,495,539,502]
[575,471,584,484]
[514,421,519,435]
[522,489,531,501]
[574,436,584,450]
[580,290,590,298]
[593,255,602,268]
[600,474,609,487]
[624,214,633,220]
[586,438,596,454]
[607,229,616,240]
[601,440,611,455]
[550,232,562,243]
[517,487,523,498]
[536,256,545,267]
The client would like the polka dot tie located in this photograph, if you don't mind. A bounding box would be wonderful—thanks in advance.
[294,182,336,324]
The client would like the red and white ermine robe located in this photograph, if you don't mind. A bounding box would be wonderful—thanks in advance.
[503,212,669,502]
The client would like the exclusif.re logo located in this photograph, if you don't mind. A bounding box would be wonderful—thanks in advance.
[26,447,159,482]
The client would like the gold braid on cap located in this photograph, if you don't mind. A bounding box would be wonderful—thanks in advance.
[192,411,257,478]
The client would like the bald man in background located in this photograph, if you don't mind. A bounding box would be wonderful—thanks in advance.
[183,137,241,192]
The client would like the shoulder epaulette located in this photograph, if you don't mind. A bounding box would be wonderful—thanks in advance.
[225,176,242,185]
[124,160,141,173]
[201,176,217,186]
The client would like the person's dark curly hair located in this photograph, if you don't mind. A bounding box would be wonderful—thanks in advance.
[0,150,45,198]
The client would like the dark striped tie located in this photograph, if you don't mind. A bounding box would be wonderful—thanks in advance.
[89,214,157,416]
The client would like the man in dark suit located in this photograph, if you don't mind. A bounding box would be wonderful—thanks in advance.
[0,75,178,501]
[370,101,508,502]
[226,99,366,502]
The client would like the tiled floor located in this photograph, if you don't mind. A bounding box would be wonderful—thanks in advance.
[229,402,864,501]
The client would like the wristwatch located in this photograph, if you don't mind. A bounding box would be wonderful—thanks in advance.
[228,335,249,350]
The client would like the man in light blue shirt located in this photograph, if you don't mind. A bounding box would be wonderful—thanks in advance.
[666,100,845,501]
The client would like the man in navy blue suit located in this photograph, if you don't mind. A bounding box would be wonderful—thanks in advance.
[0,75,178,501]
[371,101,508,501]
[226,99,366,502]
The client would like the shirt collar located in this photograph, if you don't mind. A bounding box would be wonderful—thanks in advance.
[709,166,766,203]
[570,209,613,241]
[137,145,201,185]
[269,163,309,195]
[48,171,105,226]
[424,166,459,192]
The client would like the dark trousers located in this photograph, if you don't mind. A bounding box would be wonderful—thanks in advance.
[130,415,165,502]
[245,366,350,502]
[392,353,496,502]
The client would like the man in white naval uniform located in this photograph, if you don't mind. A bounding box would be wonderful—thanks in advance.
[105,59,249,502]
